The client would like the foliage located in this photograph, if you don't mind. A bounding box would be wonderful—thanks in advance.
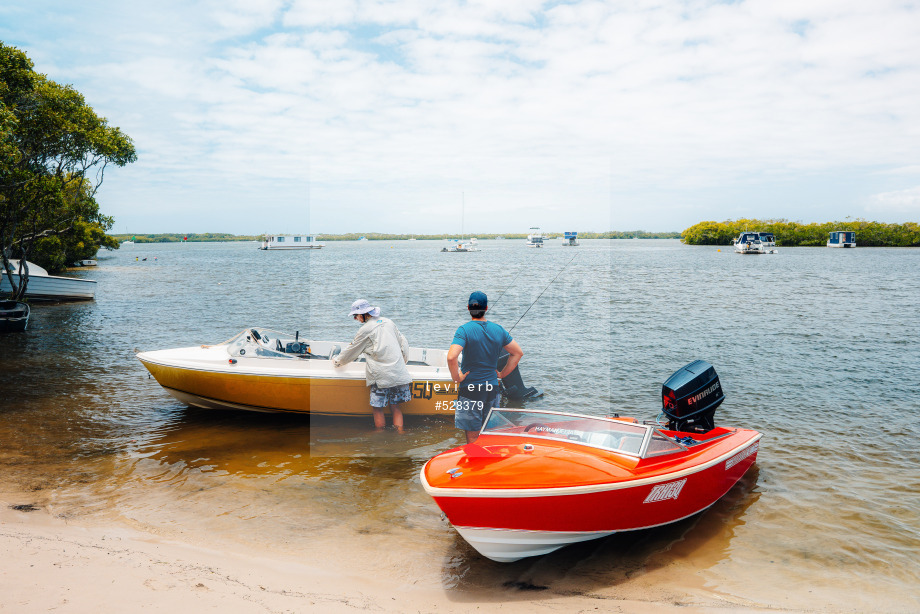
[0,42,136,295]
[111,233,260,243]
[681,219,920,247]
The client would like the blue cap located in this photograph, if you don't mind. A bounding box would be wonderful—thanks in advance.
[468,290,487,308]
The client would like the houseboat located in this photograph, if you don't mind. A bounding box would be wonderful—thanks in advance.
[526,227,544,248]
[259,234,325,250]
[562,231,579,246]
[827,231,856,248]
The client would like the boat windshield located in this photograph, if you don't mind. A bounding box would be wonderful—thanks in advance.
[481,409,684,458]
[222,328,301,359]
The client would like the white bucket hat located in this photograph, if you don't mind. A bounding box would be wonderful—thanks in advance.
[348,299,380,317]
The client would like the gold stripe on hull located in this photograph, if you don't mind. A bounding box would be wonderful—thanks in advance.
[140,361,459,416]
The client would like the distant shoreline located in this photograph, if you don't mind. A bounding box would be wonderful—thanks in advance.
[682,219,920,247]
[111,231,682,243]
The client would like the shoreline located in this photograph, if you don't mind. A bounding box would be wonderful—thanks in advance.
[1,496,788,614]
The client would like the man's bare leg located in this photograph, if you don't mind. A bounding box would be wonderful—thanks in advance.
[372,407,386,431]
[465,430,479,444]
[391,404,405,434]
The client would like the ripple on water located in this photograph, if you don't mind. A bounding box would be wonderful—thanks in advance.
[1,240,919,610]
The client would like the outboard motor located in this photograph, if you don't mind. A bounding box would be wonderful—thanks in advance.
[661,360,724,433]
[496,351,543,400]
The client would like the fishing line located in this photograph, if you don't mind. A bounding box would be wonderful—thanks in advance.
[488,261,531,312]
[507,253,578,333]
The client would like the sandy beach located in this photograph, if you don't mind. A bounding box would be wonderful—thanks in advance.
[1,495,788,614]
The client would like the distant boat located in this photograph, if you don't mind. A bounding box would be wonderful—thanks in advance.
[0,300,29,333]
[495,236,505,240]
[442,193,480,252]
[358,236,368,241]
[732,232,765,254]
[259,234,325,250]
[1,259,96,301]
[74,259,98,267]
[562,231,579,247]
[827,231,856,248]
[408,238,417,241]
[525,227,544,248]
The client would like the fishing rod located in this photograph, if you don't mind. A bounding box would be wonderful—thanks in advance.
[507,253,578,333]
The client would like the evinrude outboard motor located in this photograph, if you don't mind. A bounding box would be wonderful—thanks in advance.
[496,351,543,400]
[661,360,724,433]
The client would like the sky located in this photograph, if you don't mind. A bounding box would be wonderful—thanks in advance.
[2,0,919,234]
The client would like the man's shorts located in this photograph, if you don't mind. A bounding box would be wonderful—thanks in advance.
[369,383,412,408]
[454,383,501,432]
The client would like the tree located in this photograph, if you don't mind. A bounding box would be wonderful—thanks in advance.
[1,42,136,299]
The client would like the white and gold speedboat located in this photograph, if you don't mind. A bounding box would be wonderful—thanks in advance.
[137,328,463,415]
[138,328,541,416]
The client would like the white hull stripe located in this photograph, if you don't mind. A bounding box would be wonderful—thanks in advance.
[138,356,453,382]
[420,433,762,498]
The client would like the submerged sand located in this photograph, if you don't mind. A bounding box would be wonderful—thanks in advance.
[2,498,789,614]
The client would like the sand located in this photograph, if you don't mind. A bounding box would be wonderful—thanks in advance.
[0,498,790,614]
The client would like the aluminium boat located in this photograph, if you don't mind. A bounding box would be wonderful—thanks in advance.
[421,360,761,562]
[0,300,30,333]
[138,328,539,415]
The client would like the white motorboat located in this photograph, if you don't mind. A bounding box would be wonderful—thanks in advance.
[259,234,325,250]
[732,232,765,254]
[526,227,544,248]
[138,328,539,415]
[827,231,856,248]
[1,259,96,301]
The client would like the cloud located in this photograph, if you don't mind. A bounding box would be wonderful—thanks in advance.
[3,0,920,232]
[866,186,920,213]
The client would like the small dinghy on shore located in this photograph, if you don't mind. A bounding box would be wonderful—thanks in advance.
[0,300,30,333]
[421,360,761,562]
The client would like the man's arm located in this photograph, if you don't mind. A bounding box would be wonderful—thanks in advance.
[497,340,523,379]
[333,329,371,367]
[447,343,468,382]
[397,329,409,363]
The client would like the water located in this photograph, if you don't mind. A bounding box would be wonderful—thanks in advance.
[1,239,919,611]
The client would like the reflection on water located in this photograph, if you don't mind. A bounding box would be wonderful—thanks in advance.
[1,240,919,610]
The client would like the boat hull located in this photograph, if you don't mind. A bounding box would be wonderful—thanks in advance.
[1,272,96,300]
[0,301,29,333]
[423,433,760,561]
[258,245,324,250]
[138,350,459,416]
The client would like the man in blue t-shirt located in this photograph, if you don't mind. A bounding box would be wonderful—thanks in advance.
[447,290,524,443]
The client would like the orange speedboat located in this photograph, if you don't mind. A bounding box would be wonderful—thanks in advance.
[421,360,762,562]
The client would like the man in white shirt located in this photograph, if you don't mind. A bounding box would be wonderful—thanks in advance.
[333,299,412,432]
